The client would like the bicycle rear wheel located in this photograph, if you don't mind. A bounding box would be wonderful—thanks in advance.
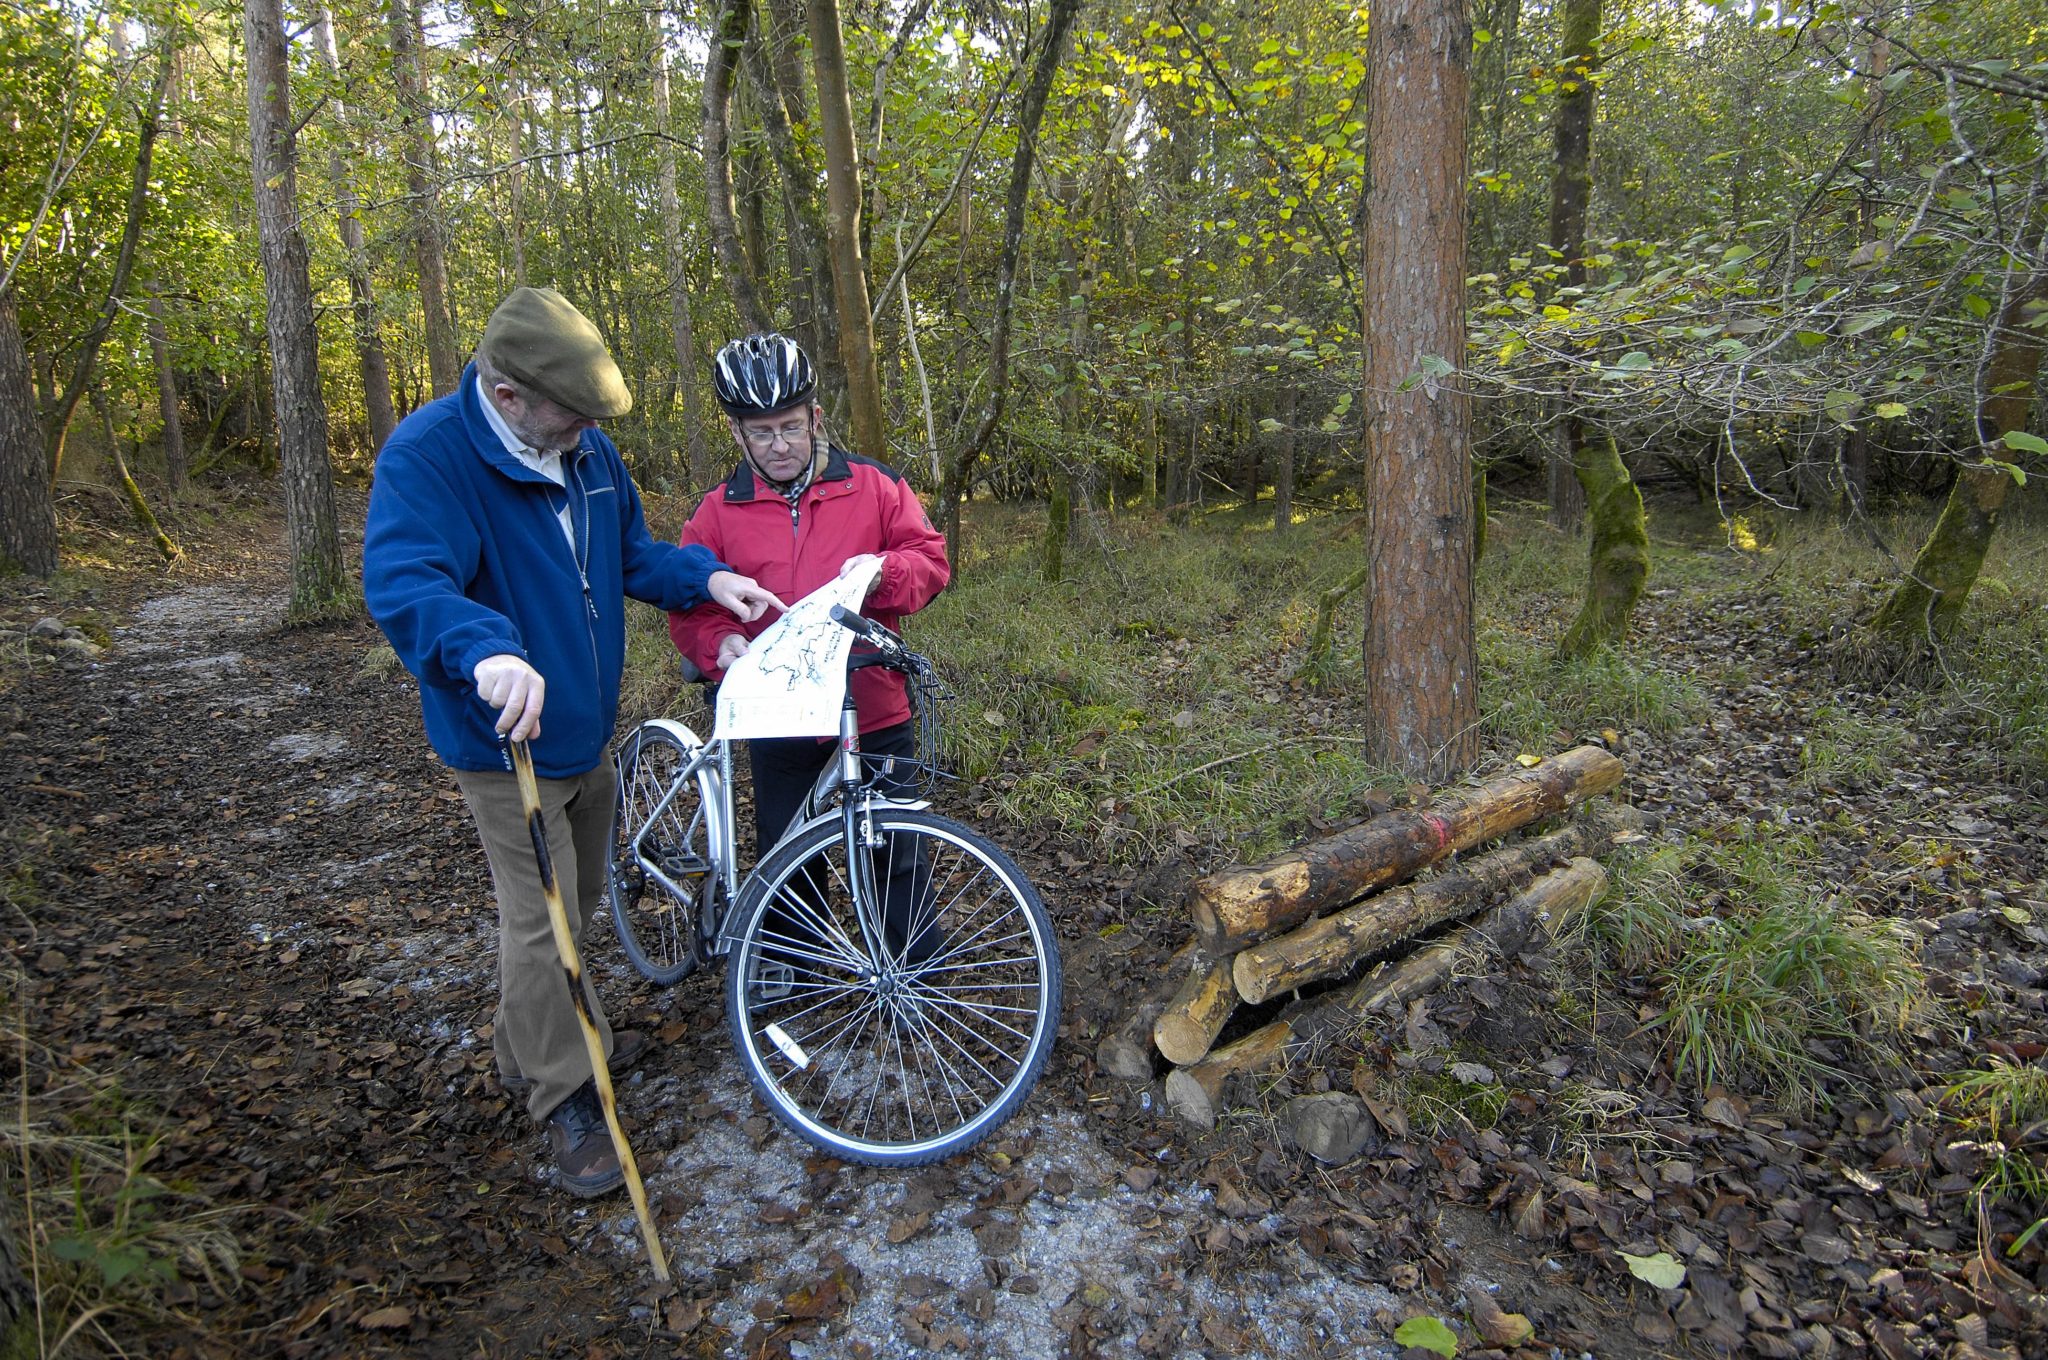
[609,723,719,985]
[725,809,1061,1166]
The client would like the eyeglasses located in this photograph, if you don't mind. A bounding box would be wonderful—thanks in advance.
[740,421,811,449]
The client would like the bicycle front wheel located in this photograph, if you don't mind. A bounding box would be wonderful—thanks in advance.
[725,809,1062,1166]
[610,723,718,985]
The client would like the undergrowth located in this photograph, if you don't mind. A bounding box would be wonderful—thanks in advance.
[1580,823,1924,1101]
[2,834,241,1357]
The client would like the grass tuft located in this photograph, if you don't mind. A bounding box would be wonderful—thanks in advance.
[1583,824,1922,1101]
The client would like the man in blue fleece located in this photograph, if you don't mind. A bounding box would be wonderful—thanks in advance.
[364,287,780,1197]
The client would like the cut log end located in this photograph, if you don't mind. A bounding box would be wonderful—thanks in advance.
[1152,952,1237,1067]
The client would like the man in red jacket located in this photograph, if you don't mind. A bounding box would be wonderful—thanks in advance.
[669,334,951,949]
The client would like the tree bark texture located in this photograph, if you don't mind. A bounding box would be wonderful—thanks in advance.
[806,0,886,460]
[314,7,396,454]
[1230,813,1622,1004]
[1095,942,1196,1082]
[1162,1021,1291,1129]
[0,290,58,575]
[1191,744,1624,953]
[93,387,180,563]
[1164,858,1610,1128]
[388,0,459,396]
[1152,951,1237,1067]
[1871,214,2044,642]
[1544,0,1597,534]
[742,27,842,397]
[146,296,187,490]
[1558,434,1649,656]
[1360,0,1479,779]
[704,0,772,333]
[44,43,172,483]
[650,27,707,481]
[245,0,348,620]
[942,0,1082,560]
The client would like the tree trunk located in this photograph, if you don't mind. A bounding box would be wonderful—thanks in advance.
[1273,386,1296,534]
[941,0,1082,562]
[44,41,173,483]
[1360,0,1478,779]
[1548,416,1586,531]
[703,0,773,333]
[742,27,842,407]
[1167,858,1608,1127]
[806,0,885,459]
[389,0,459,397]
[1152,952,1237,1067]
[1558,434,1649,656]
[1871,215,2044,643]
[146,295,186,492]
[1095,942,1196,1082]
[245,0,349,621]
[506,84,528,287]
[651,25,706,482]
[314,6,396,454]
[0,290,58,574]
[1162,1022,1291,1129]
[1191,744,1624,953]
[1230,814,1621,1003]
[92,387,180,562]
[1544,0,1599,533]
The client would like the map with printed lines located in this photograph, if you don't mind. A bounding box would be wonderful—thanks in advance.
[712,558,884,741]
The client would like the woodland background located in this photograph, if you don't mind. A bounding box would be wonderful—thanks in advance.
[4,0,2048,1357]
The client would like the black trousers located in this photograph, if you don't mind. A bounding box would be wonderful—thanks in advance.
[749,722,937,963]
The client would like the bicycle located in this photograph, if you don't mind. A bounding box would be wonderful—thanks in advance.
[605,606,1062,1166]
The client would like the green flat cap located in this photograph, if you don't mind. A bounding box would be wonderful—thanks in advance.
[480,286,633,419]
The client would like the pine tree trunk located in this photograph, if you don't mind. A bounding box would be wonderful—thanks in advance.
[1361,0,1478,779]
[245,0,349,621]
[806,0,885,460]
[1191,744,1623,953]
[0,290,58,575]
[388,0,459,397]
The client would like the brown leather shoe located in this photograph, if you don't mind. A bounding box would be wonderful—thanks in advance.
[499,1028,650,1098]
[545,1081,624,1198]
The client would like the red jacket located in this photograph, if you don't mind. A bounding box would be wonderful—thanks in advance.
[669,445,951,733]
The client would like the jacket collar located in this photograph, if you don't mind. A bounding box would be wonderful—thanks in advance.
[722,442,853,502]
[459,361,592,485]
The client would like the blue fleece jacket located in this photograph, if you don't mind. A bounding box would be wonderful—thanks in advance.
[364,364,729,778]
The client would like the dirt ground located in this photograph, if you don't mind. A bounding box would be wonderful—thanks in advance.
[6,493,2047,1359]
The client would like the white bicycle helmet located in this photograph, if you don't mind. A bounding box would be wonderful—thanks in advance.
[712,333,816,417]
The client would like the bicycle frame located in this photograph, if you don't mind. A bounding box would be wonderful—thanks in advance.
[622,691,928,965]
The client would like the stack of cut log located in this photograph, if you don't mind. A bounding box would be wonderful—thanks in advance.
[1095,745,1634,1128]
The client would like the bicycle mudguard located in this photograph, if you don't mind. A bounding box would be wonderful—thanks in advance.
[632,716,705,753]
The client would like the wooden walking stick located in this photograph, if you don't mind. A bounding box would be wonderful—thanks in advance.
[510,739,671,1283]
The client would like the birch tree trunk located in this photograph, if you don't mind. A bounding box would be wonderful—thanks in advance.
[1361,0,1479,778]
[244,0,349,621]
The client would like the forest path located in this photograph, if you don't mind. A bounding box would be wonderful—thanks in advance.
[4,509,1407,1359]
